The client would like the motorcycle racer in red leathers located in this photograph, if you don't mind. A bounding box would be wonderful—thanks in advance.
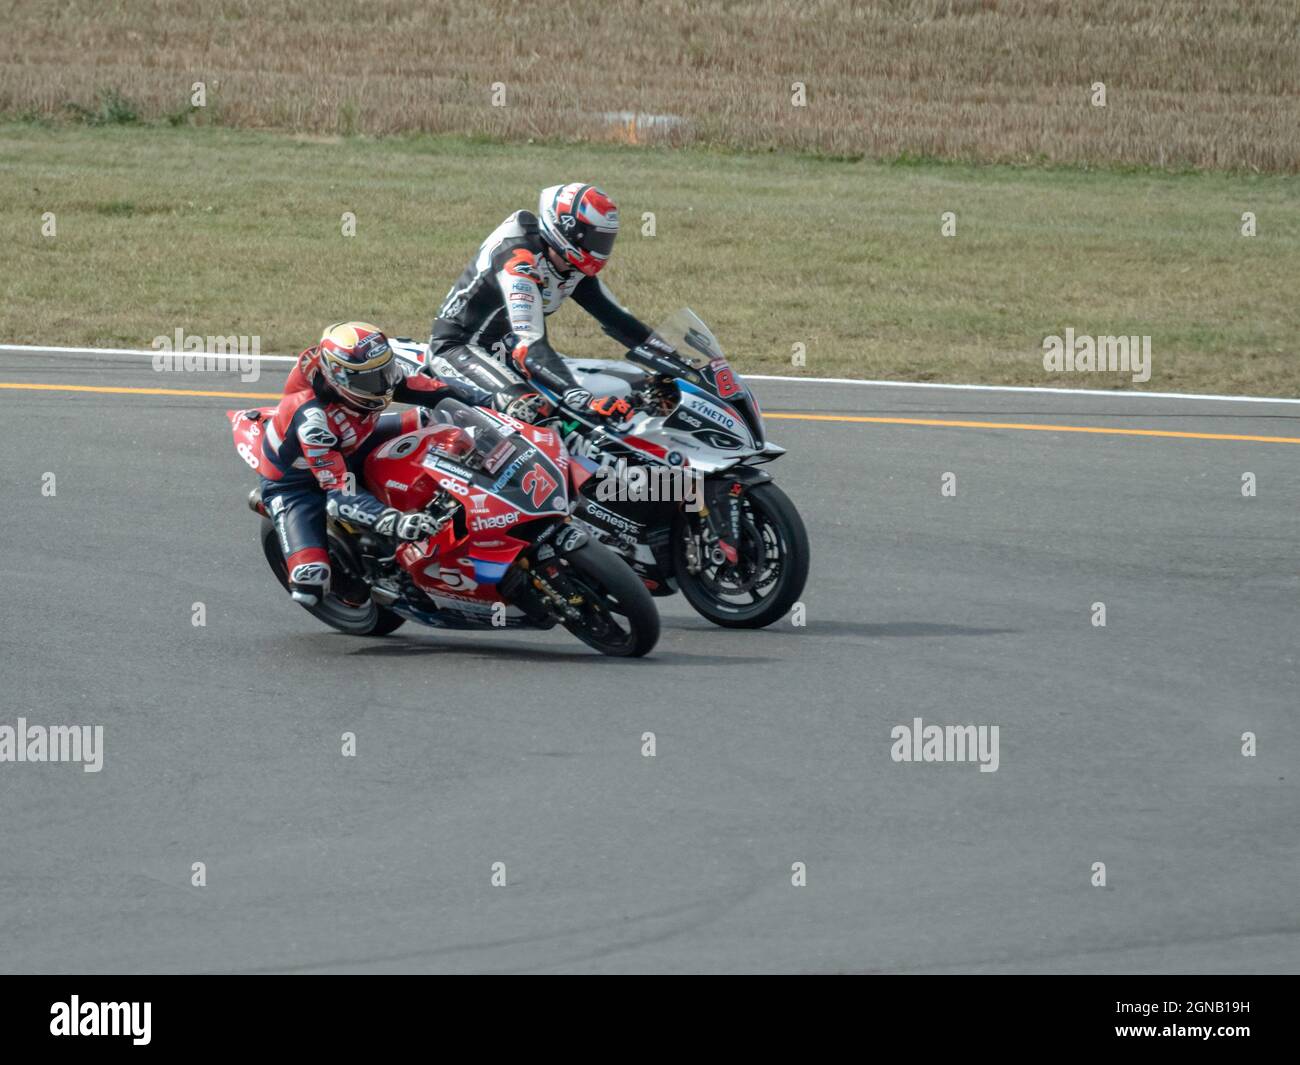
[256,321,486,604]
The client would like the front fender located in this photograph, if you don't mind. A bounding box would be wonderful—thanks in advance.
[709,464,774,488]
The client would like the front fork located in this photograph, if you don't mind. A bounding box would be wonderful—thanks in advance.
[512,556,583,622]
[499,524,590,623]
[694,477,746,568]
[683,466,777,573]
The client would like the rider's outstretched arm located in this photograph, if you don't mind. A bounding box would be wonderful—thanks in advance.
[571,275,680,374]
[571,275,653,350]
[396,372,490,411]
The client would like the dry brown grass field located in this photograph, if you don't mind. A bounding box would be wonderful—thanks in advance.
[2,0,1297,171]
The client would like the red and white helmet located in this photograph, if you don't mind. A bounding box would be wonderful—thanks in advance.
[310,321,402,412]
[538,183,619,277]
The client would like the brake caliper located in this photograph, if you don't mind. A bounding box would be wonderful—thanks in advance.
[700,479,744,566]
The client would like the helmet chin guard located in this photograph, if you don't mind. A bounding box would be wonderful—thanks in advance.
[538,183,619,277]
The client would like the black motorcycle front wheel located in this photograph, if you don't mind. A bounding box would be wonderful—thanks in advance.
[557,540,660,657]
[673,481,810,629]
[260,519,406,636]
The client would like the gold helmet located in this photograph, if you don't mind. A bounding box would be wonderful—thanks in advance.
[313,321,401,412]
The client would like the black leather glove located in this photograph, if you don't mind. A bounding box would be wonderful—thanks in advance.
[492,389,549,424]
[373,507,441,541]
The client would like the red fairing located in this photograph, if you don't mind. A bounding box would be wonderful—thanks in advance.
[509,417,565,464]
[363,422,546,601]
[364,425,475,511]
[227,407,279,478]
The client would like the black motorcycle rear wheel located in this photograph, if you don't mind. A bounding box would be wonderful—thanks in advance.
[557,540,660,657]
[673,481,809,629]
[260,519,406,636]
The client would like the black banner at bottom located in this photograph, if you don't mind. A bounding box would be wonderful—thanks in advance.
[0,975,1289,1051]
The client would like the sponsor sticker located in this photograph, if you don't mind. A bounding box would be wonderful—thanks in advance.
[484,439,516,474]
[686,398,737,430]
[424,455,477,481]
[472,511,519,531]
[583,499,644,535]
[490,447,537,492]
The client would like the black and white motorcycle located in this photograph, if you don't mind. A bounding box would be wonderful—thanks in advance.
[391,309,809,628]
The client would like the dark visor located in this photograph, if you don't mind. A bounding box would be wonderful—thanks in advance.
[348,359,402,396]
[583,226,617,258]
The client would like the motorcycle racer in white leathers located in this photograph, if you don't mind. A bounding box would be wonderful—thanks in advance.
[428,182,679,425]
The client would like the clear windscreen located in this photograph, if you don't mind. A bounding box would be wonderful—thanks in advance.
[651,309,725,367]
[651,309,766,446]
[433,399,512,460]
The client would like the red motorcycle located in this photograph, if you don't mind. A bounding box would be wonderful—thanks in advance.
[228,399,659,657]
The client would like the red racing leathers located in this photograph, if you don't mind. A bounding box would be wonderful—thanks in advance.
[259,347,485,597]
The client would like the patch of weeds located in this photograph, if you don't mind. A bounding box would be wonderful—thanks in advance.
[65,89,140,126]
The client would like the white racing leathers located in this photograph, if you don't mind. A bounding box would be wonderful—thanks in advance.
[428,210,653,405]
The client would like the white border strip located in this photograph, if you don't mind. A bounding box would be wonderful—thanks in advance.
[2,342,1298,406]
[0,343,296,364]
[746,373,1300,405]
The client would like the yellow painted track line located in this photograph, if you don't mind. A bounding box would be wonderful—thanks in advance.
[3,380,1300,445]
[764,411,1300,445]
[0,381,281,400]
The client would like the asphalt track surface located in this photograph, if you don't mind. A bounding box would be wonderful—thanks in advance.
[2,349,1297,974]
